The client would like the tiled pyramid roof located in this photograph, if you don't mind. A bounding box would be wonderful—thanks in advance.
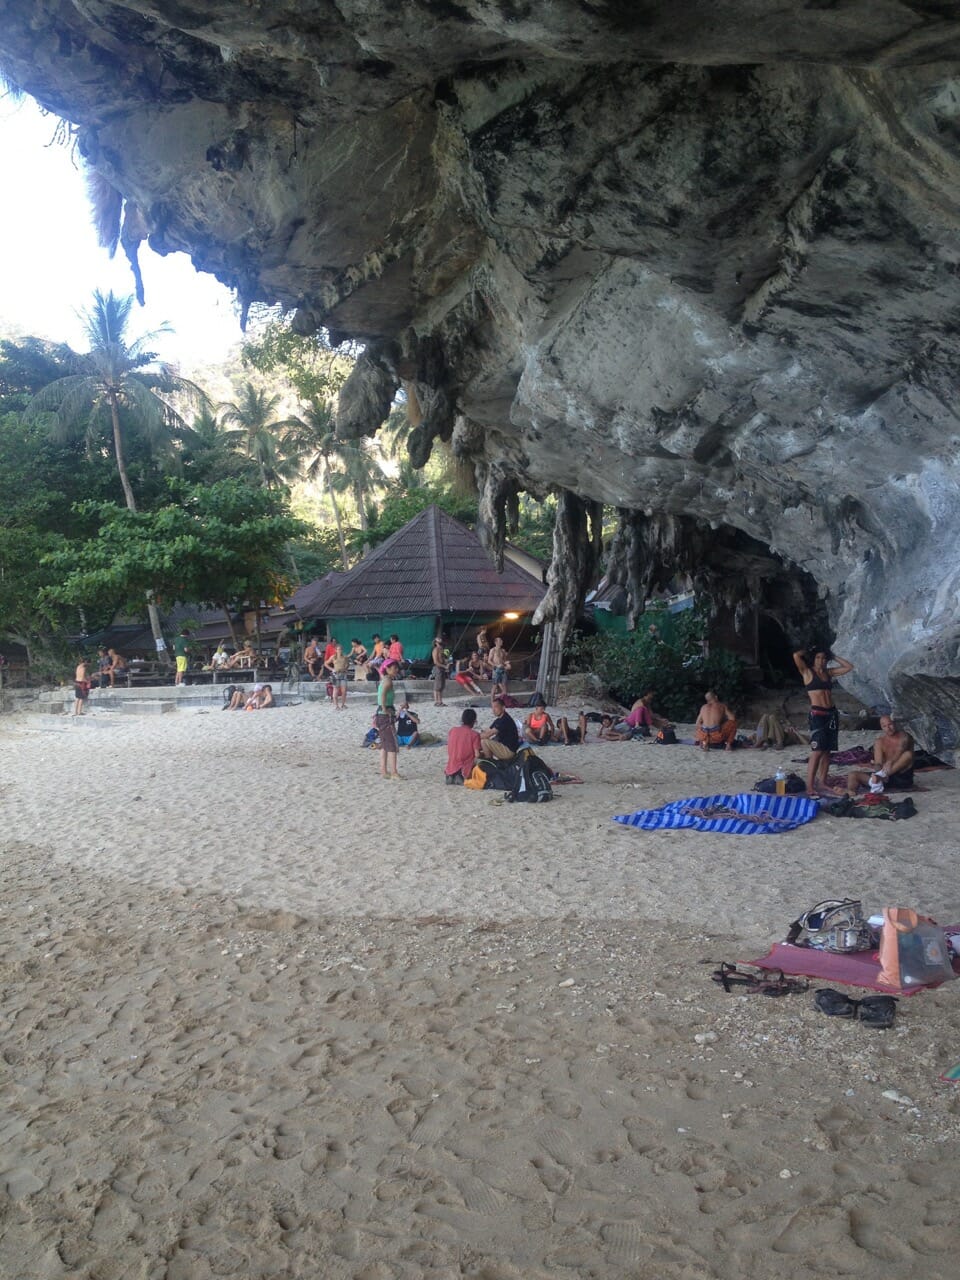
[291,505,545,618]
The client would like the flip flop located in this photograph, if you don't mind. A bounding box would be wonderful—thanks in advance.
[813,987,859,1017]
[857,995,897,1028]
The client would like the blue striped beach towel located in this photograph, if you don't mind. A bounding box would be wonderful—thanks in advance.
[613,792,819,835]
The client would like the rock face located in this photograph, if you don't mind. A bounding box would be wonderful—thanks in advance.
[2,2,960,744]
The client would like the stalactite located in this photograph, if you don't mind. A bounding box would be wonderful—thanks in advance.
[476,460,518,571]
[336,344,399,440]
[534,491,604,647]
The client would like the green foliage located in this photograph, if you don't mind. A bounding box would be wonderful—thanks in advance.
[241,319,354,401]
[42,479,309,617]
[567,603,746,720]
[288,528,346,582]
[0,410,117,651]
[512,496,556,561]
[0,336,77,409]
[358,485,479,552]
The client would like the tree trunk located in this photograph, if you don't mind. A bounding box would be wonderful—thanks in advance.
[221,605,240,649]
[355,481,371,557]
[324,462,349,569]
[110,394,170,664]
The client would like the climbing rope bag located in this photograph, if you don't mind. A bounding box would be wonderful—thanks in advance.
[787,899,875,953]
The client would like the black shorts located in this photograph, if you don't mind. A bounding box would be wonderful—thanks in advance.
[74,681,89,701]
[808,707,839,753]
[884,768,914,791]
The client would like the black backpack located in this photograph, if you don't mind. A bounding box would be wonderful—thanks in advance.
[506,752,553,803]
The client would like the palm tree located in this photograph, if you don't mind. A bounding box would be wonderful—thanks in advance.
[27,289,202,658]
[218,382,297,487]
[282,397,351,568]
[283,399,388,563]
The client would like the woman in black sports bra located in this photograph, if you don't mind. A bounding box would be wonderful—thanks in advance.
[793,648,854,796]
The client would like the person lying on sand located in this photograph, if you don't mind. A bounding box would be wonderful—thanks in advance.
[556,712,588,744]
[596,714,631,741]
[752,712,808,750]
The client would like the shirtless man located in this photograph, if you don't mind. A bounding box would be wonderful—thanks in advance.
[793,647,855,796]
[107,648,128,687]
[694,690,737,751]
[73,657,90,716]
[324,642,350,709]
[431,635,447,706]
[303,637,322,680]
[846,716,915,795]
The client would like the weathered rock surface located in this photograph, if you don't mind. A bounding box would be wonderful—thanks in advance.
[2,2,960,744]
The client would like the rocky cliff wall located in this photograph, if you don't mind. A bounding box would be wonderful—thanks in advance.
[2,2,960,745]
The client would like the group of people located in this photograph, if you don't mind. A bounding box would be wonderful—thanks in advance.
[224,683,276,711]
[793,648,915,798]
[445,630,512,701]
[444,696,525,783]
[303,633,406,696]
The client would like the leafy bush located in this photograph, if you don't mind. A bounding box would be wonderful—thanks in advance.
[567,604,747,721]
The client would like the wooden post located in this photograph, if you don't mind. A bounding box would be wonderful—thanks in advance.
[538,621,562,705]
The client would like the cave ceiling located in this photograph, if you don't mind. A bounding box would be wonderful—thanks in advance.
[2,2,960,741]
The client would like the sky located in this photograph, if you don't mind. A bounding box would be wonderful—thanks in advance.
[0,93,245,367]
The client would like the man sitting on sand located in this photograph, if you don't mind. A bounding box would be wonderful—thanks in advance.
[694,690,737,751]
[846,715,915,795]
[445,708,482,784]
[479,697,520,761]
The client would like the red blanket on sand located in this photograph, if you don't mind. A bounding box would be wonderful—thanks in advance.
[745,931,960,995]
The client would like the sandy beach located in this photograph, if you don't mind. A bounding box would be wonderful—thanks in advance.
[2,693,959,1278]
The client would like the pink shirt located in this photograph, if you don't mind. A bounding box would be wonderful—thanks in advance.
[625,704,652,728]
[387,640,404,663]
[446,725,481,777]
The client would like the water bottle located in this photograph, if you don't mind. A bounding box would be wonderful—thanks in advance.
[775,767,787,797]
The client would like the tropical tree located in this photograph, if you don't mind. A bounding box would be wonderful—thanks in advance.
[282,396,350,567]
[218,381,297,486]
[25,289,203,657]
[178,403,258,485]
[41,479,309,645]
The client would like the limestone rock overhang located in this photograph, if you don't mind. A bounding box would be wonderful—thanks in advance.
[2,2,960,747]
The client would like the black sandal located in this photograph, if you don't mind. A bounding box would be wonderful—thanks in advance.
[813,987,859,1017]
[711,962,762,992]
[756,970,809,997]
[857,995,897,1028]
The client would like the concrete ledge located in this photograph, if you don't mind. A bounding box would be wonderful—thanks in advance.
[119,700,177,715]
